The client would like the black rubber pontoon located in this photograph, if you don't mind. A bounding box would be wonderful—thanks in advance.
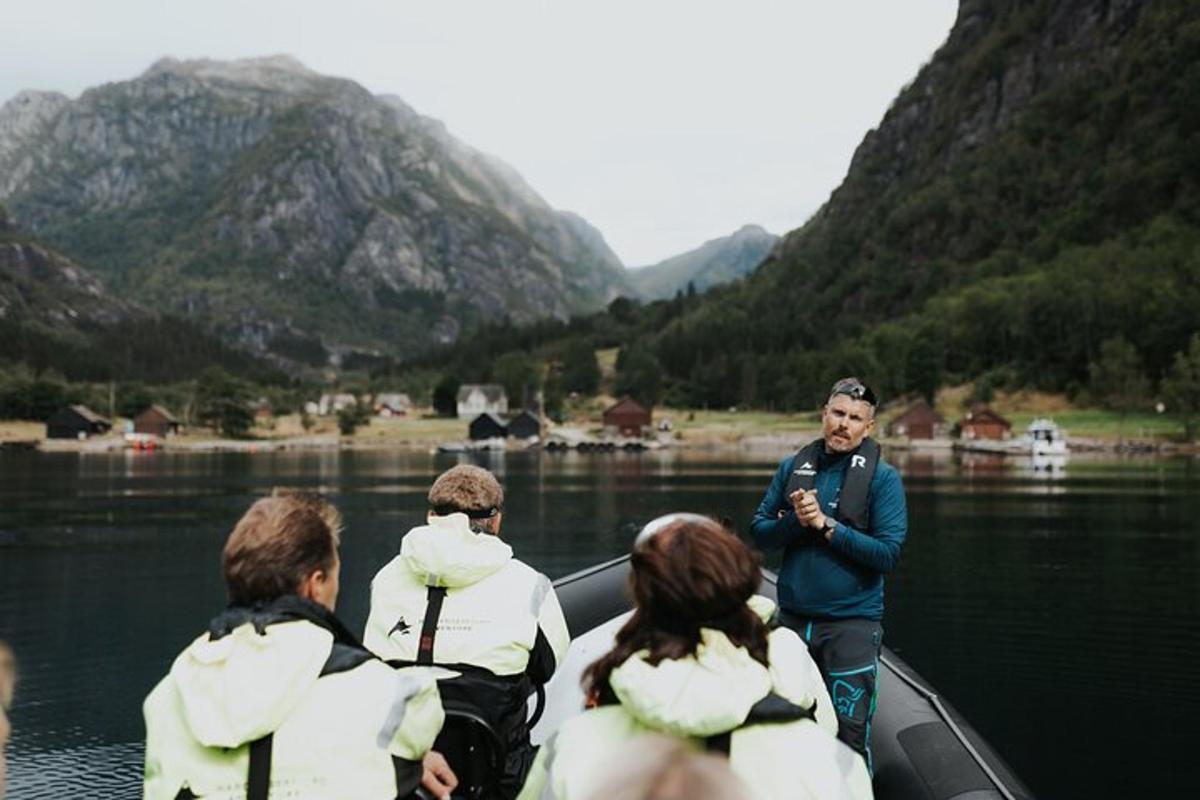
[537,557,1034,800]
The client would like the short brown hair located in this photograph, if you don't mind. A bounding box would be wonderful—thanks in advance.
[428,465,503,515]
[222,491,342,606]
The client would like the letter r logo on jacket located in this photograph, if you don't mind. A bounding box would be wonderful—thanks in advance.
[851,455,867,469]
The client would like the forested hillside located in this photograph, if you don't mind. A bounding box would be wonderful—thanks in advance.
[0,204,280,388]
[418,0,1199,413]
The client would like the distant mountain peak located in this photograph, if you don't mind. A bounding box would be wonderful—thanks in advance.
[631,225,778,300]
[141,54,322,93]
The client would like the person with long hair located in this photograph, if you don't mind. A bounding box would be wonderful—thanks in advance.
[517,513,872,800]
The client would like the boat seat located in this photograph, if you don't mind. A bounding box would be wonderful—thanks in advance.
[427,706,506,800]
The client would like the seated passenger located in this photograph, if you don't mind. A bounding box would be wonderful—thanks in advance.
[143,491,455,800]
[518,513,873,800]
[365,465,570,799]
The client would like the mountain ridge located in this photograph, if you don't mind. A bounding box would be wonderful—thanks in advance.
[0,55,633,362]
[629,224,777,299]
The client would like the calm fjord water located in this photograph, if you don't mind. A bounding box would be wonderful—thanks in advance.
[1,447,1197,799]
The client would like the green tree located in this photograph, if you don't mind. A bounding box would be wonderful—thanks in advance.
[117,382,155,419]
[560,339,600,394]
[0,376,77,421]
[1161,333,1200,442]
[1088,336,1150,443]
[614,345,663,408]
[195,368,254,438]
[337,400,371,436]
[432,374,461,417]
[494,351,539,409]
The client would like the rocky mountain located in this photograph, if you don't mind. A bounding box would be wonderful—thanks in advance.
[0,204,277,383]
[629,224,778,300]
[0,204,133,329]
[0,56,633,362]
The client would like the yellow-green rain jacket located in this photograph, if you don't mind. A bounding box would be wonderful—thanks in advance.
[518,621,873,800]
[143,596,443,799]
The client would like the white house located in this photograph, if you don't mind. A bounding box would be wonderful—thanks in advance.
[456,384,508,420]
[318,393,358,416]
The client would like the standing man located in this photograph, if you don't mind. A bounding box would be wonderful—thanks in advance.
[751,377,907,771]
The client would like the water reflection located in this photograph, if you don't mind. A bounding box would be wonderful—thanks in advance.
[0,448,1197,799]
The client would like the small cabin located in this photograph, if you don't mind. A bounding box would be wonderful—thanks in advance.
[46,405,112,440]
[133,405,181,438]
[469,412,508,441]
[375,393,411,418]
[603,396,651,438]
[507,410,541,440]
[887,399,945,440]
[457,384,508,420]
[958,406,1012,440]
[318,393,357,416]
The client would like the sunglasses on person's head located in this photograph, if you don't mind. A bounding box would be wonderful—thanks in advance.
[432,504,501,520]
[829,379,877,407]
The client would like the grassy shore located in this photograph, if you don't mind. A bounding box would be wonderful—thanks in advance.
[1,396,1194,451]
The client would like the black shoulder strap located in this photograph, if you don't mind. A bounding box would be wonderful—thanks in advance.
[247,733,273,800]
[838,437,880,531]
[783,439,824,496]
[417,586,448,666]
[704,730,733,756]
[702,692,816,758]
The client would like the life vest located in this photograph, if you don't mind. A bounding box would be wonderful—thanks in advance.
[142,597,444,800]
[516,628,873,800]
[784,438,880,531]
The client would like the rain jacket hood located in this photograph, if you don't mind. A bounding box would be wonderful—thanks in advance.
[608,627,822,738]
[169,596,349,748]
[400,512,513,588]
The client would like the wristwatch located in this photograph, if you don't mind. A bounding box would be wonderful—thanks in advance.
[821,517,838,538]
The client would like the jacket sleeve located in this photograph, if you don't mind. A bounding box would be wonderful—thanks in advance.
[527,577,571,685]
[767,629,838,737]
[750,456,811,551]
[363,563,408,661]
[827,465,907,573]
[515,734,552,800]
[379,667,445,761]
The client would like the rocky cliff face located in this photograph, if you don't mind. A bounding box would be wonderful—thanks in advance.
[630,224,778,300]
[0,205,134,328]
[0,56,632,359]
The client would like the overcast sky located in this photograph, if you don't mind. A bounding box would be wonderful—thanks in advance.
[1,1,957,266]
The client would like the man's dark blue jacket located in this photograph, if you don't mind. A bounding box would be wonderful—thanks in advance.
[751,448,907,621]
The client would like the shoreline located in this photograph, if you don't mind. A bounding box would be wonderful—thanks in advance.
[8,432,1197,458]
[3,410,1196,456]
